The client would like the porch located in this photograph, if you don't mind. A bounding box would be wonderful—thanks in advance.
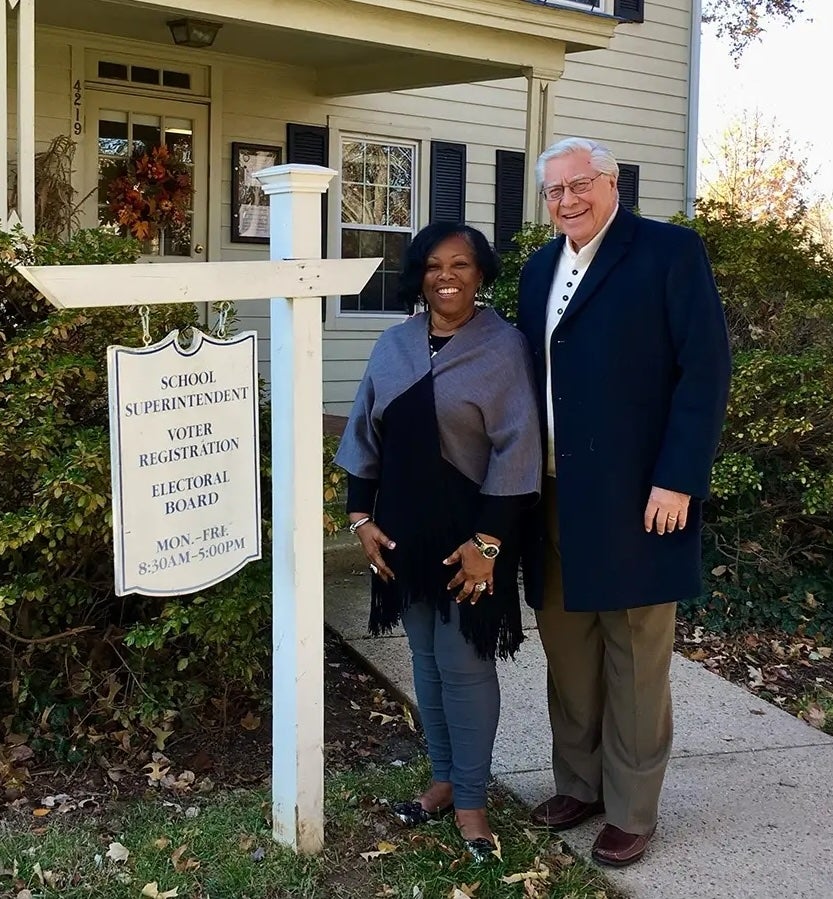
[2,0,619,233]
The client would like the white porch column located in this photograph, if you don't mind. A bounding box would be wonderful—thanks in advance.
[0,2,8,228]
[523,70,561,224]
[15,0,35,233]
[255,164,336,855]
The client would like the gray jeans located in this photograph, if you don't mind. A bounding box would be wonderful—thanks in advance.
[401,600,500,809]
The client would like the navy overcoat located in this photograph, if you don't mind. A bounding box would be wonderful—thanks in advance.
[517,206,731,613]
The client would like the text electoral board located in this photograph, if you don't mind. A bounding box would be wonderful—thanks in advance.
[108,329,261,596]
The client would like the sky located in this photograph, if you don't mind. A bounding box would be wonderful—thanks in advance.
[698,0,833,198]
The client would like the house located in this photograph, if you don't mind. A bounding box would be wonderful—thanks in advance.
[2,0,700,414]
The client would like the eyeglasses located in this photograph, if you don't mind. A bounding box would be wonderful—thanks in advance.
[540,172,605,203]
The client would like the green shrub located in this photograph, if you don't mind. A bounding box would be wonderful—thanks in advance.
[0,227,353,752]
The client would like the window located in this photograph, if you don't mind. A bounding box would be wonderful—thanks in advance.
[339,138,416,314]
[97,110,196,257]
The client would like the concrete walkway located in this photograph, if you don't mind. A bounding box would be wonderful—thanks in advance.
[324,538,833,899]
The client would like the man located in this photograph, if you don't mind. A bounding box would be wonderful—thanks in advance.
[516,137,731,867]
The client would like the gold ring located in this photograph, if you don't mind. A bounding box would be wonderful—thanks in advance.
[474,582,487,592]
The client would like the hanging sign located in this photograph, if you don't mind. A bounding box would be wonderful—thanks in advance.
[108,329,261,596]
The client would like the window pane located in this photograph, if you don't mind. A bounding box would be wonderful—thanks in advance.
[163,70,191,90]
[384,231,409,269]
[131,65,160,85]
[99,61,128,81]
[341,228,360,259]
[342,183,363,224]
[359,272,384,312]
[384,273,404,313]
[163,216,192,257]
[364,144,388,188]
[388,188,411,228]
[133,116,162,155]
[165,121,193,164]
[359,230,383,258]
[99,112,128,157]
[390,147,412,188]
[363,183,388,226]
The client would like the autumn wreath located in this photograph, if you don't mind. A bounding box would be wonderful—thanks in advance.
[103,144,193,241]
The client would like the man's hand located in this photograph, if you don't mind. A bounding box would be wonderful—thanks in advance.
[644,486,690,535]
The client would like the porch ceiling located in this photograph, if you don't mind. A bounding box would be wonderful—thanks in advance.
[37,0,619,95]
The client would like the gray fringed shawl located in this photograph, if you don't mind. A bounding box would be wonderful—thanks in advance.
[335,307,541,659]
[336,308,541,497]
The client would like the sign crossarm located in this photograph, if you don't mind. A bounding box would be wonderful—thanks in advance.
[16,258,381,309]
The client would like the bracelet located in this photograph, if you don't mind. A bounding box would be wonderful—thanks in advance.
[349,516,372,535]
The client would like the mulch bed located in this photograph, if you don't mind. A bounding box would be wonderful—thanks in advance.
[1,632,423,817]
[675,619,833,728]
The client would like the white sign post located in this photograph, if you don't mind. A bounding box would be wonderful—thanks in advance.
[17,165,380,854]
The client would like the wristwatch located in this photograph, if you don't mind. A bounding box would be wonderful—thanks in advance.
[472,533,500,559]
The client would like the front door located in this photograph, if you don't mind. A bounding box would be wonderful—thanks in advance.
[86,92,208,262]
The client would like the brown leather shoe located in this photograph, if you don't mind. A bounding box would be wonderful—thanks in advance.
[530,795,605,830]
[591,823,655,867]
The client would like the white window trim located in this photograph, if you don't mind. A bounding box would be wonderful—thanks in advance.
[539,0,613,15]
[326,115,431,334]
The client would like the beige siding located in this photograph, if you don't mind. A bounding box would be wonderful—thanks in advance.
[22,0,692,414]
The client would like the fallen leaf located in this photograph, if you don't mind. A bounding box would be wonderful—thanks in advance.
[490,833,502,861]
[171,844,200,873]
[369,711,396,726]
[711,565,728,577]
[141,882,179,899]
[801,703,827,729]
[747,665,765,689]
[501,871,550,884]
[154,837,171,849]
[360,841,398,861]
[32,808,50,817]
[350,701,361,711]
[401,704,416,732]
[106,841,130,864]
[144,760,170,784]
[152,728,174,751]
[9,744,34,763]
[451,883,480,897]
[240,711,261,731]
[16,891,33,899]
[238,834,256,852]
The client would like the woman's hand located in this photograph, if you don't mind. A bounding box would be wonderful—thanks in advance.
[351,518,396,582]
[443,538,497,605]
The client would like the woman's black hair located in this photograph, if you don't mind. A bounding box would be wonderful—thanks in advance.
[396,222,500,314]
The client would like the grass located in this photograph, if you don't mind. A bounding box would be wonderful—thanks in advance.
[0,757,618,899]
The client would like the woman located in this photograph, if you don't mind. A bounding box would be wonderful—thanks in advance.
[335,222,541,860]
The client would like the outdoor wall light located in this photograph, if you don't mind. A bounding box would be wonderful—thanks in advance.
[167,18,223,49]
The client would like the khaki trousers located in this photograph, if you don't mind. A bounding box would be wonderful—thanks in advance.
[535,478,675,835]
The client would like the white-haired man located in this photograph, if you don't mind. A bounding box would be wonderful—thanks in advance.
[516,138,731,866]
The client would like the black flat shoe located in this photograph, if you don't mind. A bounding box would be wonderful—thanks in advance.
[391,799,454,827]
[463,836,498,863]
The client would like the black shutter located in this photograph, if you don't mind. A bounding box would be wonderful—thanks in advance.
[430,141,467,223]
[494,150,525,254]
[614,0,644,23]
[286,123,329,320]
[618,163,640,212]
